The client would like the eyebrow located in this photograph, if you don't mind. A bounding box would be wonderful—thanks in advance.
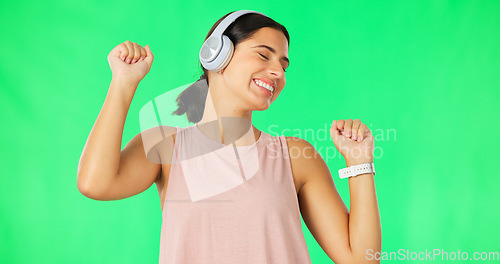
[251,45,290,66]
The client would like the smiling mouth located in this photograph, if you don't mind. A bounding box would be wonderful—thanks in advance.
[252,79,275,97]
[253,79,275,92]
[252,80,273,97]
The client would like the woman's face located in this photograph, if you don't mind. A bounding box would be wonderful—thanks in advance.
[220,27,289,110]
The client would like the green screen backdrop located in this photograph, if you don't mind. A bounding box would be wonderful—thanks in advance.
[1,0,499,263]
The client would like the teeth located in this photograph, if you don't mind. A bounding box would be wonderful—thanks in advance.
[254,79,274,93]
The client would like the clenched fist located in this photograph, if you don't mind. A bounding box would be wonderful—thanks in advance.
[330,119,375,167]
[107,40,154,84]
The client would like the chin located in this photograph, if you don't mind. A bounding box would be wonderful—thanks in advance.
[254,105,271,111]
[244,85,277,110]
[250,98,272,111]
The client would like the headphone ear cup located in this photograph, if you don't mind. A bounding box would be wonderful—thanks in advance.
[200,11,269,72]
[199,36,221,70]
[212,35,234,73]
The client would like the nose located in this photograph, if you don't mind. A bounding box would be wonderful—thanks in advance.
[268,61,285,79]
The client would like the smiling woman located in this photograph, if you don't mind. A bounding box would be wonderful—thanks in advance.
[77,9,380,264]
[162,10,381,264]
[172,11,290,123]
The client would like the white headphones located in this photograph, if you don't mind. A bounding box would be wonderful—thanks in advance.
[199,10,269,73]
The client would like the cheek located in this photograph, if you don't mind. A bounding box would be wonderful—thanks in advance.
[228,61,251,79]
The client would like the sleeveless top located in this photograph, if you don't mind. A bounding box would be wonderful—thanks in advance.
[158,124,312,264]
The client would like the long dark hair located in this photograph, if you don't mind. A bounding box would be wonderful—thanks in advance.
[171,11,290,123]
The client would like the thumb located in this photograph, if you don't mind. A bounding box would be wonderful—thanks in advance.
[330,120,340,140]
[144,45,154,64]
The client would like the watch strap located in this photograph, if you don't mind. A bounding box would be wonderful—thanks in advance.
[338,163,375,179]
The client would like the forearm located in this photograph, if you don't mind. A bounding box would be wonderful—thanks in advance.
[77,78,138,194]
[347,169,382,263]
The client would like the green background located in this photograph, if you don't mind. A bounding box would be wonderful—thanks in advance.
[1,0,499,263]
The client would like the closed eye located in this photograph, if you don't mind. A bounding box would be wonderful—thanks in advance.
[258,53,287,73]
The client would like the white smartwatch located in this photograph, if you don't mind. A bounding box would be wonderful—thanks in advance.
[338,163,375,179]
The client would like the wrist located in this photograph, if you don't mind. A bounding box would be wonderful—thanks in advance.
[345,159,373,167]
[112,75,141,86]
[108,78,139,102]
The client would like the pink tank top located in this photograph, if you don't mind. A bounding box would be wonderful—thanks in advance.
[158,124,312,263]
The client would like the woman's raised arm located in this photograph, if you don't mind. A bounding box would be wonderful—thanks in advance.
[77,41,160,200]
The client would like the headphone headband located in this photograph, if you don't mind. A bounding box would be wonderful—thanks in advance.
[211,10,268,38]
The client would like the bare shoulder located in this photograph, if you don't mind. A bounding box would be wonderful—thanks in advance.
[138,125,177,174]
[140,125,177,141]
[284,136,322,160]
[284,136,327,193]
[140,125,177,148]
[285,136,315,151]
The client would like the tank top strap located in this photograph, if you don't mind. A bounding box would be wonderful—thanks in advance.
[170,126,181,165]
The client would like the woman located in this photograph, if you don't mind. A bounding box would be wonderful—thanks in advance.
[77,10,381,264]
